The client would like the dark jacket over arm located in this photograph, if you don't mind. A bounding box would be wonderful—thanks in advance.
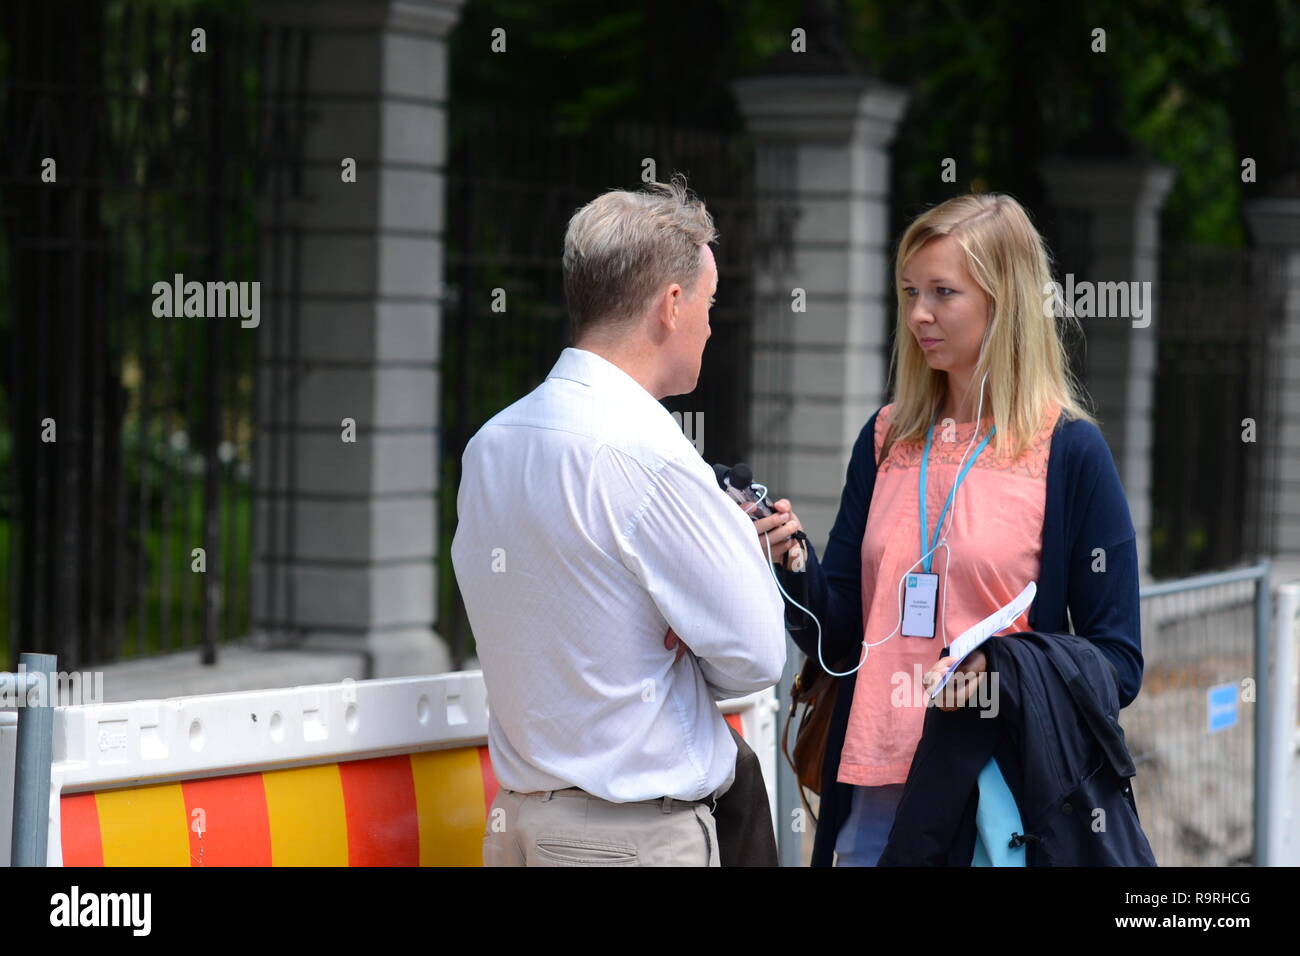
[877,631,1157,867]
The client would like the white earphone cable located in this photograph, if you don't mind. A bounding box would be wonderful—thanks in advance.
[768,369,991,678]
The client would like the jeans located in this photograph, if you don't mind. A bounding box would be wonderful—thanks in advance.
[832,783,906,866]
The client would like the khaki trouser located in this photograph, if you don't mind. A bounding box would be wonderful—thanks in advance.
[482,787,721,867]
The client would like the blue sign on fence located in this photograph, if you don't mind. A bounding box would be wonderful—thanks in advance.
[1207,682,1239,734]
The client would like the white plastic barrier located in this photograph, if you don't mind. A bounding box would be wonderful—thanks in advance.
[0,710,16,867]
[1271,585,1300,866]
[0,671,778,866]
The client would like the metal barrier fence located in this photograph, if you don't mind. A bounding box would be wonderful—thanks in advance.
[1124,562,1271,865]
[783,561,1288,867]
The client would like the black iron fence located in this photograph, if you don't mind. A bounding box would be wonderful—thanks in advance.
[5,4,1287,676]
[0,1,301,670]
[1152,242,1287,578]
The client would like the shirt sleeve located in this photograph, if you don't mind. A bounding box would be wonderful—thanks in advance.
[616,452,788,700]
[776,412,880,669]
[1064,426,1144,708]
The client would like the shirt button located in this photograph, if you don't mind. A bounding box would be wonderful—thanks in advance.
[1061,802,1073,815]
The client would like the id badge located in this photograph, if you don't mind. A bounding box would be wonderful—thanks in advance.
[901,572,939,638]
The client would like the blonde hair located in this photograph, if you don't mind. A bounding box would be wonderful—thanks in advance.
[562,174,718,342]
[879,193,1096,466]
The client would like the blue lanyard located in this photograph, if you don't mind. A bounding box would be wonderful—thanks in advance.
[919,419,995,573]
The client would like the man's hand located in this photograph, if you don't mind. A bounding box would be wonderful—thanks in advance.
[665,626,691,662]
[922,649,987,711]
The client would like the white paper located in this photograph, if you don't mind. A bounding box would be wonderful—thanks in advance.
[928,580,1037,700]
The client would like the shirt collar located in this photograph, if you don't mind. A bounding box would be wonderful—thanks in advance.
[547,347,671,418]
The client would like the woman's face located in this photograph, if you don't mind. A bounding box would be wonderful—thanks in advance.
[901,236,991,379]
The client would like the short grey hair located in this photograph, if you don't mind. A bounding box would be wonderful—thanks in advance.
[562,175,718,342]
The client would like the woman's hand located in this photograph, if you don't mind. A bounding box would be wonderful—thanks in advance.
[922,649,987,711]
[751,498,803,568]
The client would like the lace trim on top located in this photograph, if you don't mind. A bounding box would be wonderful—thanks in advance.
[874,404,1061,481]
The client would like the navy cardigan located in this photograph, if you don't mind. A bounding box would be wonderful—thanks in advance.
[776,405,1144,867]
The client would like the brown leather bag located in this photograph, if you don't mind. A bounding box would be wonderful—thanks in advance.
[780,653,844,826]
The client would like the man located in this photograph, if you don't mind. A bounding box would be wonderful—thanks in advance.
[452,177,788,866]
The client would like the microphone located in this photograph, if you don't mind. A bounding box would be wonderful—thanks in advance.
[714,462,809,552]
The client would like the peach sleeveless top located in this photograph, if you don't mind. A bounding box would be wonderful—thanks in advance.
[836,402,1061,787]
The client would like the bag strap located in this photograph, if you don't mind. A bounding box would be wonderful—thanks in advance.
[780,696,820,828]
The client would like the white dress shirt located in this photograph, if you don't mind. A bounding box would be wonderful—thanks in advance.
[451,347,787,803]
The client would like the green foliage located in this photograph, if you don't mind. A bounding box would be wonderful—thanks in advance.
[452,0,800,132]
[452,0,1300,242]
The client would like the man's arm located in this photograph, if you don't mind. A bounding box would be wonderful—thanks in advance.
[617,452,787,700]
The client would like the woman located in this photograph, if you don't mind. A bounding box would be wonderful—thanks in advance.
[757,193,1143,866]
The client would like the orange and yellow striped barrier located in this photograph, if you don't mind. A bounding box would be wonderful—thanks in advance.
[61,746,498,867]
[58,712,748,866]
